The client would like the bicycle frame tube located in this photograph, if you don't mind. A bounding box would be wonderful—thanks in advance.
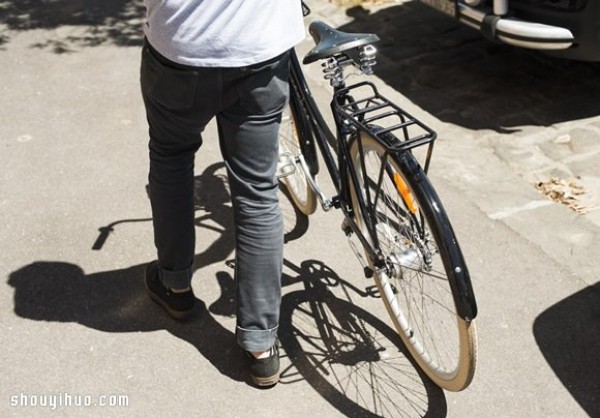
[333,104,385,266]
[290,51,343,183]
[289,50,385,267]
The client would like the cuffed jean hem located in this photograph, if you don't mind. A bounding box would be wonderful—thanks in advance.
[236,325,279,352]
[159,264,193,289]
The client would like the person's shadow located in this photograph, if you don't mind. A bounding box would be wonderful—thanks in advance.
[8,161,249,382]
[7,260,247,382]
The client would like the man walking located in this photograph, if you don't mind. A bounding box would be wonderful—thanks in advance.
[140,1,305,386]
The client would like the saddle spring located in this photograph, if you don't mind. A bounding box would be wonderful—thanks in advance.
[322,56,345,87]
[321,44,378,87]
[359,45,377,75]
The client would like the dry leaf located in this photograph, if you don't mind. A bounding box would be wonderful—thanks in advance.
[535,177,594,214]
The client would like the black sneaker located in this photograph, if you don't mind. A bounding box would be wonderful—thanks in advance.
[145,261,195,320]
[245,344,280,387]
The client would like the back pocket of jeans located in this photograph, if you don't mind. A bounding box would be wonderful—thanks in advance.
[141,47,198,110]
[238,53,290,115]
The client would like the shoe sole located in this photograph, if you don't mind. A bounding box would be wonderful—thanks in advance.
[145,277,194,321]
[251,372,280,387]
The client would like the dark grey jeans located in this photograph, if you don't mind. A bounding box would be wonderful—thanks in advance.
[140,41,288,352]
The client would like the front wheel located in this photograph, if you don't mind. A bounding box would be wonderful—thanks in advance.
[277,99,317,216]
[348,133,477,391]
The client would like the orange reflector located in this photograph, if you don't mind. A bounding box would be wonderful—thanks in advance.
[394,172,417,214]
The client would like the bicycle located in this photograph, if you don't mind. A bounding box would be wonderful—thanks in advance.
[277,3,478,392]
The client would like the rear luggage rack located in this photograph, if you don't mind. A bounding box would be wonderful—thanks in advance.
[333,81,437,173]
[333,82,437,154]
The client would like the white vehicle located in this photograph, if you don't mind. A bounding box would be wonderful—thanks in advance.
[420,0,600,61]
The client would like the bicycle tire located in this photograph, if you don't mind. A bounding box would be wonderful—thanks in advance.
[278,96,317,216]
[348,132,477,391]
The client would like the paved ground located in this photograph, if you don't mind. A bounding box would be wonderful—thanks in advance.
[1,1,598,417]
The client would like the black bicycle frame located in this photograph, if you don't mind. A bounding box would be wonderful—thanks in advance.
[286,48,477,321]
[288,50,385,269]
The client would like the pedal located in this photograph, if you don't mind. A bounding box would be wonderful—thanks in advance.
[277,152,296,179]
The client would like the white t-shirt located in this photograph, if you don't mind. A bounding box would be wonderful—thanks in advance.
[143,0,306,67]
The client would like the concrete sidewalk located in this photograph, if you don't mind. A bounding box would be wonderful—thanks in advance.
[1,1,598,417]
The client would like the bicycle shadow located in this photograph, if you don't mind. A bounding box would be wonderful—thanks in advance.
[92,162,236,267]
[0,0,144,51]
[533,282,600,418]
[92,162,308,252]
[338,3,600,132]
[277,259,448,417]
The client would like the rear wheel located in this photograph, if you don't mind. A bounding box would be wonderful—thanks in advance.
[348,133,477,391]
[277,100,317,216]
